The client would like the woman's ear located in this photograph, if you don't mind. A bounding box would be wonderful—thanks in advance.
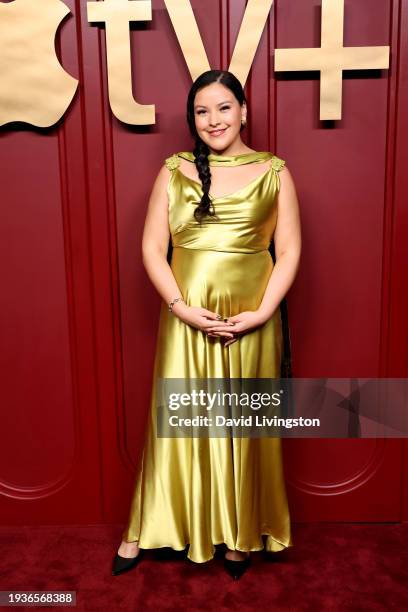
[241,102,247,123]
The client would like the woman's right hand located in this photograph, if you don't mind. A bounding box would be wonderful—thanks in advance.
[171,303,235,339]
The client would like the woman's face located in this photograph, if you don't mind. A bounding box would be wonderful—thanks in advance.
[193,82,246,153]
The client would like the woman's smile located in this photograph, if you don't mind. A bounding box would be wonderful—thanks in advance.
[208,127,228,137]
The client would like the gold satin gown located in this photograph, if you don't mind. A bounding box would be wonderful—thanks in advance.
[122,150,293,563]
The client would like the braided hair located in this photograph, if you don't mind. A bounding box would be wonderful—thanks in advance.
[186,70,247,224]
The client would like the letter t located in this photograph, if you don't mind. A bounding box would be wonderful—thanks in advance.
[87,0,155,124]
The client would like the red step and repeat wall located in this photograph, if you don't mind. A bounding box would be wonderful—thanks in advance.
[1,0,407,526]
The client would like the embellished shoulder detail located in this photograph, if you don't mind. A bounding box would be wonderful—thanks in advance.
[164,153,181,171]
[271,155,286,172]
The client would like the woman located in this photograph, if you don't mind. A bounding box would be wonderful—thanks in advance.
[113,69,301,580]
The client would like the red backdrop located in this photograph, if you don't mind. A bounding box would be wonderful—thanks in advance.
[1,0,407,527]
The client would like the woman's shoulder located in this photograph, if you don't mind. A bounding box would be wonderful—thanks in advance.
[269,153,286,172]
[164,152,181,170]
[164,151,193,170]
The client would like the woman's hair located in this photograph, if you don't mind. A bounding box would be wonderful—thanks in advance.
[186,70,247,223]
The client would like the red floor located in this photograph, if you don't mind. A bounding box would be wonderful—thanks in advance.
[1,523,407,611]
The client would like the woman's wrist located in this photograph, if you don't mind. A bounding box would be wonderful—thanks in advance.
[171,301,189,317]
[168,296,184,312]
[256,306,272,324]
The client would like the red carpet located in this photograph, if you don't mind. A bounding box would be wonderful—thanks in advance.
[1,523,407,611]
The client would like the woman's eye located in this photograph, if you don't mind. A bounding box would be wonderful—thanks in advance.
[196,107,229,115]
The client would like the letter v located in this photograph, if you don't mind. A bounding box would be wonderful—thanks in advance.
[164,0,274,86]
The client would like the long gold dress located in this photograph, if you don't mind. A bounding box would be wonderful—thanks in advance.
[122,150,293,563]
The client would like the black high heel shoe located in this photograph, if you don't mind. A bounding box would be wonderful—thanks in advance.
[112,548,144,576]
[224,553,251,580]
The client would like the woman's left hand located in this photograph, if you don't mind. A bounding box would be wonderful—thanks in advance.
[206,310,267,347]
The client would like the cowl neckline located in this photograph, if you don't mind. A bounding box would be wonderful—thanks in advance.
[177,151,272,167]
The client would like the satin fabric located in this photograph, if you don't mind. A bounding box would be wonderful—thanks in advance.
[122,150,293,563]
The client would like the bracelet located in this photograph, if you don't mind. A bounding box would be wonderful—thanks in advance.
[168,297,184,312]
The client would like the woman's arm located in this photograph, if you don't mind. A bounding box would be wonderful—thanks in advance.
[257,165,302,322]
[141,165,184,307]
[141,164,235,338]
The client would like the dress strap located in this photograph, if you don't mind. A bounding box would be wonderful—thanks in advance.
[270,155,286,172]
[164,153,181,171]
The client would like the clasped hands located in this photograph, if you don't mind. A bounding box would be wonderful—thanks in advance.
[171,303,267,347]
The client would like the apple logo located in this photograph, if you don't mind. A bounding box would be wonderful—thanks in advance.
[0,0,78,127]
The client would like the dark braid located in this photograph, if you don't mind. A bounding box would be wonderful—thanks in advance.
[186,70,246,224]
[192,138,218,223]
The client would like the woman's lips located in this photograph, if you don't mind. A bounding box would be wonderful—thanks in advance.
[209,128,227,137]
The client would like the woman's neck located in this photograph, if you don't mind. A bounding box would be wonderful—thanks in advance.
[208,141,256,157]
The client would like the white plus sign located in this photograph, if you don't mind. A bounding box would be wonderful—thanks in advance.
[274,0,389,120]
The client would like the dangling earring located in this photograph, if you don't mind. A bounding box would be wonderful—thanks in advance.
[241,118,247,126]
